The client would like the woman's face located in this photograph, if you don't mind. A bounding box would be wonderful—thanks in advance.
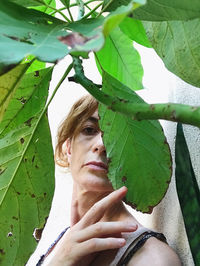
[66,110,113,192]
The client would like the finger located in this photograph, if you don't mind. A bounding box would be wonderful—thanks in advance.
[79,186,127,228]
[78,237,126,256]
[75,222,137,242]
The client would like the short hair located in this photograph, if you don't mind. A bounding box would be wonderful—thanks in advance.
[55,94,98,167]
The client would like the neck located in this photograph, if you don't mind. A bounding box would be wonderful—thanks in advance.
[70,183,136,226]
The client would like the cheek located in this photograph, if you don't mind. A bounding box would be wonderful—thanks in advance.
[70,145,85,173]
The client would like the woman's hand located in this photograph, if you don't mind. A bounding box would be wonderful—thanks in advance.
[44,187,137,266]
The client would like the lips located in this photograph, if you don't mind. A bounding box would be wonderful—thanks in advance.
[84,161,108,171]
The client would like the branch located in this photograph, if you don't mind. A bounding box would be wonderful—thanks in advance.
[70,57,200,128]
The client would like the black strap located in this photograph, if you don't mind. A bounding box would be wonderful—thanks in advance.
[119,231,167,266]
[36,227,69,266]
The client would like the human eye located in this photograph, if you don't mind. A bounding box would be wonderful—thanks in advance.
[82,126,98,136]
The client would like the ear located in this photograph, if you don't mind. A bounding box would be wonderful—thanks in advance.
[65,138,72,165]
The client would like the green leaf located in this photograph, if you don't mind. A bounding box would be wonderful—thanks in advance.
[175,124,200,265]
[21,56,46,73]
[25,59,46,74]
[102,0,146,12]
[133,0,200,21]
[33,0,56,15]
[65,18,105,52]
[102,3,139,36]
[65,5,137,53]
[143,19,200,88]
[119,17,151,48]
[99,72,172,213]
[7,0,45,7]
[0,0,142,68]
[0,67,54,266]
[96,27,143,90]
[0,0,69,68]
[8,0,56,15]
[0,1,109,68]
[0,63,30,122]
[0,67,52,136]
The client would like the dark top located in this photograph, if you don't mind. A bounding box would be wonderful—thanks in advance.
[36,227,167,266]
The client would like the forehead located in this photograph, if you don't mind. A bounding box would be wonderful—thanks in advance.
[87,110,99,122]
[82,110,99,124]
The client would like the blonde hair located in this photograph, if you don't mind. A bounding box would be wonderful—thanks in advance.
[55,94,98,167]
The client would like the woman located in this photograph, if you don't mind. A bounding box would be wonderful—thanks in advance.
[38,95,181,266]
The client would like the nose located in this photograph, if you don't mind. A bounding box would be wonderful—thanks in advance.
[92,132,106,155]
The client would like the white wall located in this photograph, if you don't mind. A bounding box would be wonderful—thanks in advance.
[27,45,198,266]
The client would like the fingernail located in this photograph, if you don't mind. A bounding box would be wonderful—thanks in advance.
[127,224,137,230]
[118,239,126,246]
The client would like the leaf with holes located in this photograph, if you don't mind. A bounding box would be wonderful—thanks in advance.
[0,0,68,73]
[143,19,200,88]
[0,67,54,266]
[133,0,200,21]
[0,1,105,72]
[96,27,143,90]
[98,72,172,213]
[0,0,142,72]
[0,63,30,122]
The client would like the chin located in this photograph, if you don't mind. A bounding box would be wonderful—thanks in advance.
[80,172,113,192]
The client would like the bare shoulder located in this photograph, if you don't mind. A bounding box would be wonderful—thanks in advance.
[127,236,182,266]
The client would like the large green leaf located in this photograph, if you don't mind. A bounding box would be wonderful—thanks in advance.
[0,0,68,71]
[102,0,146,12]
[143,19,200,88]
[0,68,54,266]
[0,2,100,70]
[133,0,200,21]
[99,72,172,213]
[0,0,139,71]
[7,0,45,7]
[119,17,151,48]
[96,27,143,90]
[0,64,30,122]
[175,124,200,265]
[0,68,52,136]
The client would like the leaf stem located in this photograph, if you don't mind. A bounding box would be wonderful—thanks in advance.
[97,0,112,17]
[70,0,101,7]
[67,6,74,21]
[36,0,71,22]
[50,0,100,17]
[45,62,73,110]
[70,57,200,128]
[82,2,103,19]
[50,7,67,16]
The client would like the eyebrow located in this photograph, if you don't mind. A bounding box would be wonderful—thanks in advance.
[87,116,99,123]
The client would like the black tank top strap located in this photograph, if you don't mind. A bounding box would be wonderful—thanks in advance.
[118,230,167,266]
[36,226,70,266]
